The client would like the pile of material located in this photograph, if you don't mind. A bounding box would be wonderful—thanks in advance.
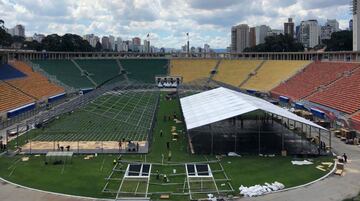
[291,160,313,165]
[239,182,285,197]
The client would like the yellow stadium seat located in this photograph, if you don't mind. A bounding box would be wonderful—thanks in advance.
[214,60,262,86]
[242,60,311,92]
[170,59,217,83]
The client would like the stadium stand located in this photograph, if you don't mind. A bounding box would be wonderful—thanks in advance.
[7,61,65,100]
[271,62,359,101]
[242,60,311,92]
[75,59,121,85]
[351,113,360,131]
[31,60,94,88]
[119,59,168,83]
[0,81,35,114]
[170,59,217,83]
[213,60,262,86]
[0,64,26,80]
[306,68,360,114]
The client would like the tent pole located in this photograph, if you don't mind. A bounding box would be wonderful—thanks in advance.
[329,130,332,153]
[258,115,261,155]
[318,128,321,155]
[281,117,284,151]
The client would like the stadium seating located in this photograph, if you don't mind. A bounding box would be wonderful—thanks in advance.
[120,59,168,83]
[0,81,35,113]
[271,62,359,101]
[7,61,65,100]
[213,60,262,86]
[75,59,121,85]
[31,60,94,88]
[351,113,360,131]
[0,64,26,80]
[306,69,360,114]
[170,59,217,83]
[242,60,311,92]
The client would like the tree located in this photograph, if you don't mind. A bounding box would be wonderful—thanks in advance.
[42,34,62,51]
[244,34,304,52]
[0,26,13,47]
[23,40,43,51]
[323,30,352,51]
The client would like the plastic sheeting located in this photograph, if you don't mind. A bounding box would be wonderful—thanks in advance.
[239,182,285,197]
[291,160,313,165]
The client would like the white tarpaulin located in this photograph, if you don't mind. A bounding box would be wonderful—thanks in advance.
[180,87,326,130]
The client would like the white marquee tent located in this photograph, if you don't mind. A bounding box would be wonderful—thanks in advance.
[180,87,326,131]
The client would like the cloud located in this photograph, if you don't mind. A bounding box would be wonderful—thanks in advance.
[0,0,352,48]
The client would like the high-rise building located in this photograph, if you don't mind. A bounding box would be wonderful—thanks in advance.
[115,37,123,52]
[299,20,320,48]
[101,36,110,50]
[83,34,99,47]
[109,35,115,51]
[231,24,250,52]
[7,24,25,37]
[14,24,25,37]
[249,27,256,47]
[144,39,151,53]
[132,37,141,46]
[326,19,340,32]
[320,19,340,41]
[284,18,295,38]
[353,0,360,51]
[295,25,301,40]
[204,44,210,52]
[255,25,270,45]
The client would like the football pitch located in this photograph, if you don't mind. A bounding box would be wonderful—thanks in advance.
[28,90,159,142]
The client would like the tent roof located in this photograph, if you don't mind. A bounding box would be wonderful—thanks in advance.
[180,87,326,130]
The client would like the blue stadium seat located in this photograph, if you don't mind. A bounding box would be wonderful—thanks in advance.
[0,64,27,80]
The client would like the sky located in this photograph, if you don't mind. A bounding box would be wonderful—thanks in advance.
[0,0,353,49]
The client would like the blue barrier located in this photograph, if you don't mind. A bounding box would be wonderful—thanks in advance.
[48,93,66,103]
[7,103,36,118]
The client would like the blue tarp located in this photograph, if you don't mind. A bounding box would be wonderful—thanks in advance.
[7,103,36,118]
[279,96,289,103]
[0,64,26,80]
[310,108,325,119]
[295,102,307,110]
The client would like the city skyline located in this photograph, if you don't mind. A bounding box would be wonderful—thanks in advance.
[0,0,352,48]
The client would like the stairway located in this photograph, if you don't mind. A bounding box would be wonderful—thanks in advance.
[115,59,129,83]
[238,60,266,88]
[208,59,222,83]
[70,59,98,87]
[2,80,37,100]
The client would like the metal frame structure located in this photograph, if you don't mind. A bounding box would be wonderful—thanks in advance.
[177,82,331,156]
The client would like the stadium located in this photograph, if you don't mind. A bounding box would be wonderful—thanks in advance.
[0,50,359,201]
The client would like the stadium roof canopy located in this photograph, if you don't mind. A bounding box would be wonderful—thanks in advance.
[180,87,326,130]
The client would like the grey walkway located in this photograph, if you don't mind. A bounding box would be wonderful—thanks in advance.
[0,136,360,201]
[242,137,360,201]
[0,180,92,201]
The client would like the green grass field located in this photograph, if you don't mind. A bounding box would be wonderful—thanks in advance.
[0,91,334,200]
[10,90,159,146]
